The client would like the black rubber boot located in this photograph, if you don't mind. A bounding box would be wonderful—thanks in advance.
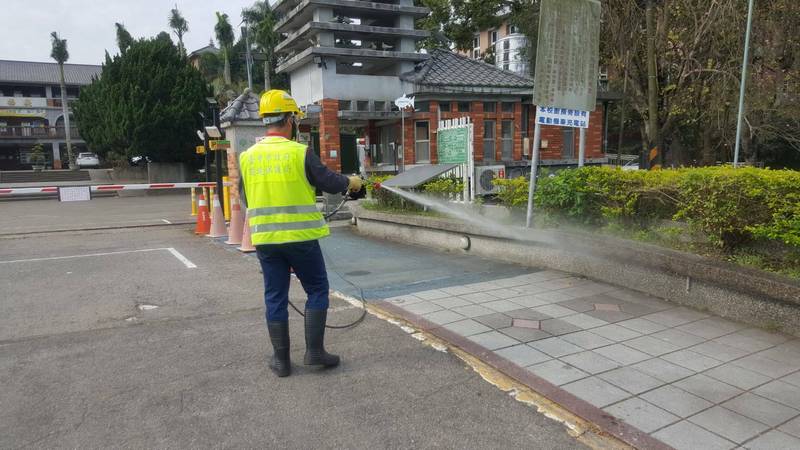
[303,309,340,368]
[266,321,291,377]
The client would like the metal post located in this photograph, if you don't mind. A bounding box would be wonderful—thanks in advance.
[578,127,586,167]
[203,133,210,182]
[525,122,542,228]
[733,0,756,168]
[400,109,405,173]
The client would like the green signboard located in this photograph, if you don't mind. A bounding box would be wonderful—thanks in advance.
[437,127,469,164]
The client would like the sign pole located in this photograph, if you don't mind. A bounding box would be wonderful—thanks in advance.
[525,122,542,228]
[733,0,755,168]
[400,108,405,173]
[578,127,586,167]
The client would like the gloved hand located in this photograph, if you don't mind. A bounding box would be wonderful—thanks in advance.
[347,175,363,193]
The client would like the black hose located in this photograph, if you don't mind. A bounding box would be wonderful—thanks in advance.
[287,195,368,329]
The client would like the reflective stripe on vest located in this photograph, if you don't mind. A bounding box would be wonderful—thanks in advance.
[239,136,329,245]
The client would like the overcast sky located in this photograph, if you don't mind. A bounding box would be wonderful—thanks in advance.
[1,0,267,65]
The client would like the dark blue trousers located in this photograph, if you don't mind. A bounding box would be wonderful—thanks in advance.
[255,240,330,323]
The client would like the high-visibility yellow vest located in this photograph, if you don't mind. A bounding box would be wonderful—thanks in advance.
[239,136,328,245]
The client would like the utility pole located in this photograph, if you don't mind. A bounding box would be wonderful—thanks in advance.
[645,0,660,169]
[617,50,630,167]
[241,25,253,91]
[733,0,755,168]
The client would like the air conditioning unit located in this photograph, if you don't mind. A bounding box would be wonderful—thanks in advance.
[475,165,506,195]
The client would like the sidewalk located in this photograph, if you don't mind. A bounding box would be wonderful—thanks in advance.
[325,226,800,450]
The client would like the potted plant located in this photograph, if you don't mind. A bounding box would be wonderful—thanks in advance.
[30,144,46,172]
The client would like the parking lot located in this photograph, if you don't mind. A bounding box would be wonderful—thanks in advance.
[0,196,582,449]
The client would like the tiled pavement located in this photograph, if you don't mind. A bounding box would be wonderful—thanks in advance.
[384,270,800,450]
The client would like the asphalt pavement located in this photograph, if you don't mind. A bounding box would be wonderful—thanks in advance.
[0,202,585,449]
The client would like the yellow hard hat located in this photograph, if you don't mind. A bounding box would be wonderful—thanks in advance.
[259,89,305,124]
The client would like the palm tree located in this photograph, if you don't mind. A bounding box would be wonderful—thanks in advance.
[214,12,234,85]
[241,1,278,91]
[50,32,74,169]
[168,5,189,55]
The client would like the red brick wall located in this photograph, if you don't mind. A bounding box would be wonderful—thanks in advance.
[316,99,606,170]
[319,98,341,172]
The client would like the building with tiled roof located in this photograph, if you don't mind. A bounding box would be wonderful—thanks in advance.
[244,4,619,186]
[0,60,101,170]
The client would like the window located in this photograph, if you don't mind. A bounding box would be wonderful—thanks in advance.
[483,120,496,161]
[415,121,430,163]
[501,102,514,113]
[438,101,451,112]
[503,51,509,62]
[483,102,496,113]
[562,128,575,159]
[503,63,510,71]
[416,101,430,112]
[490,30,498,44]
[473,36,480,49]
[374,101,386,111]
[338,100,351,111]
[457,102,470,112]
[507,24,520,34]
[501,120,514,160]
[503,40,510,50]
[356,100,369,111]
[472,49,481,59]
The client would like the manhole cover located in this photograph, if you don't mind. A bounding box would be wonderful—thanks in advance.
[345,270,371,276]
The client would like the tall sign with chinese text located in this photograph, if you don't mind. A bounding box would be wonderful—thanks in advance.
[532,0,601,112]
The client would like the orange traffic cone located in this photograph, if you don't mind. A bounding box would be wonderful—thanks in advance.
[238,209,256,253]
[195,193,211,235]
[207,193,227,238]
[225,196,244,245]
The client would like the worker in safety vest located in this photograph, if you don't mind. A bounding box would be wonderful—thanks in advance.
[239,90,362,377]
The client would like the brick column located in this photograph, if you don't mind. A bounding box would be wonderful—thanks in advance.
[495,118,502,161]
[430,103,439,164]
[472,102,484,162]
[318,98,341,171]
[403,114,415,165]
[587,107,604,158]
[513,102,523,161]
[227,149,240,203]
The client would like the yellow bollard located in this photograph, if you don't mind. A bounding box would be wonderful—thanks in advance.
[223,176,231,221]
[191,187,197,216]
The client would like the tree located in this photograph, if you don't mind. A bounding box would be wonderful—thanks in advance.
[115,23,134,53]
[242,1,280,91]
[73,37,209,164]
[169,5,189,55]
[214,12,234,85]
[50,32,74,169]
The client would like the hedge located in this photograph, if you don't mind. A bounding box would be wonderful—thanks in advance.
[494,166,800,249]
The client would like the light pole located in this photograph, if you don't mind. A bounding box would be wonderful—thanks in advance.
[733,0,756,167]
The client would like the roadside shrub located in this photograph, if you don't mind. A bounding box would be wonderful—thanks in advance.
[422,176,464,198]
[495,166,800,250]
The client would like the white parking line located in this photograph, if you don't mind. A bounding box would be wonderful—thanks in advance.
[166,247,197,268]
[0,247,197,269]
[162,219,172,224]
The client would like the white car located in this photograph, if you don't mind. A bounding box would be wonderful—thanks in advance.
[75,152,100,168]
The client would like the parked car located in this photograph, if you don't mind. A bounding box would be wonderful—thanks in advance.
[75,152,100,168]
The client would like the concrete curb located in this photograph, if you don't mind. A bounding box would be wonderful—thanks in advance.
[338,291,673,450]
[353,207,800,337]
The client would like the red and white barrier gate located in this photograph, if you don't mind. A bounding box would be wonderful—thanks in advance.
[0,182,229,197]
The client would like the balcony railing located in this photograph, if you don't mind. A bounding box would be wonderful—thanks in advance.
[0,126,81,140]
